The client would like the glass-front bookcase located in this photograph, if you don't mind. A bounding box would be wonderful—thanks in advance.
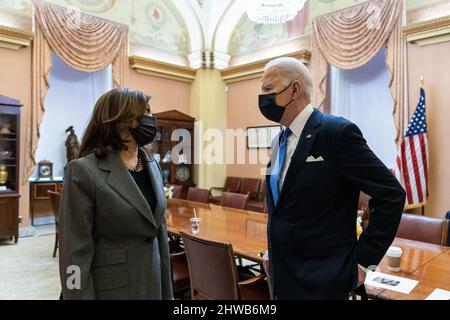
[0,95,21,243]
[151,110,196,199]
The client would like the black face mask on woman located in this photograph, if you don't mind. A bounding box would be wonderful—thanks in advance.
[131,115,158,147]
[258,82,293,123]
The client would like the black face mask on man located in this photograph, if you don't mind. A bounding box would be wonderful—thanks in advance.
[131,115,158,147]
[258,82,294,123]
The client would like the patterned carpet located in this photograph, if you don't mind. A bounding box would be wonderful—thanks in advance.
[0,225,60,300]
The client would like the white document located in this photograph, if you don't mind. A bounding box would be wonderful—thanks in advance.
[426,289,450,300]
[365,271,419,294]
[0,186,6,191]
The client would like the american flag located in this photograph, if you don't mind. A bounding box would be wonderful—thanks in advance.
[394,88,429,208]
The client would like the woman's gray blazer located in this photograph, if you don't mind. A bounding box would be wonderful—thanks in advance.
[59,149,173,300]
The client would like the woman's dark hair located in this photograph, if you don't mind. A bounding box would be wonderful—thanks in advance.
[78,88,150,158]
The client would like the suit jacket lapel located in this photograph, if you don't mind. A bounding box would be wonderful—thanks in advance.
[98,152,157,228]
[277,109,323,207]
[265,172,275,213]
[141,149,166,229]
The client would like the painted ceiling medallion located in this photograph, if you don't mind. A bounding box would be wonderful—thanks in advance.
[64,0,115,13]
[146,2,167,30]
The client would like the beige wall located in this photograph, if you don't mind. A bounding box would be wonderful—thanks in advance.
[129,70,191,115]
[225,43,450,218]
[407,41,450,218]
[0,47,192,228]
[0,46,31,228]
[226,77,273,181]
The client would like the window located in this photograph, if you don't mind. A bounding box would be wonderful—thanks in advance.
[328,47,397,169]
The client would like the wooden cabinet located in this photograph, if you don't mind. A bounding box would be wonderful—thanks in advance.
[0,194,19,243]
[29,179,63,226]
[0,95,22,243]
[151,110,196,198]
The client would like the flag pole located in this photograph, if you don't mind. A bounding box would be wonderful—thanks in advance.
[420,74,426,216]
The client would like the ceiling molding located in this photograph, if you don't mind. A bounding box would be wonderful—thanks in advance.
[403,15,450,46]
[174,0,205,54]
[407,0,450,25]
[221,49,311,84]
[0,25,33,50]
[129,55,196,83]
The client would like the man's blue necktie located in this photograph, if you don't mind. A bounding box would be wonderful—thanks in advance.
[270,128,292,206]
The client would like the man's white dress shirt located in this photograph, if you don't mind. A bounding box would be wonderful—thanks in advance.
[278,104,314,190]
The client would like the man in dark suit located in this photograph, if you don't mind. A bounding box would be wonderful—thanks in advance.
[259,57,406,300]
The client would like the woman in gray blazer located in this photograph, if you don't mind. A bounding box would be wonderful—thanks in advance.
[59,88,173,300]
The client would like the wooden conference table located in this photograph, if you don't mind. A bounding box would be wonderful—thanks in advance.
[166,198,267,263]
[166,199,450,300]
[366,238,450,300]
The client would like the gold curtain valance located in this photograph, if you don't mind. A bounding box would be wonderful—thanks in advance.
[313,0,402,69]
[311,0,408,145]
[24,0,129,183]
[33,0,128,81]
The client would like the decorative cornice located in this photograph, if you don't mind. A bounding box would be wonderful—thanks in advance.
[221,50,311,84]
[403,15,450,46]
[129,56,196,83]
[407,0,450,25]
[0,25,33,50]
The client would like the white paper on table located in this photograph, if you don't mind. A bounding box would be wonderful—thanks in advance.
[426,289,450,300]
[365,271,419,294]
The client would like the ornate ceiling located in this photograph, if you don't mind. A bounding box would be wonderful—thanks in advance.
[0,1,445,68]
[0,0,191,55]
[229,5,308,56]
[0,0,308,61]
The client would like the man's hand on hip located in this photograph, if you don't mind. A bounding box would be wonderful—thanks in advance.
[357,265,367,287]
[262,251,270,275]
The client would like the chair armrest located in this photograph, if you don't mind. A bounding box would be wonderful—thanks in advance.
[170,251,186,261]
[237,274,266,287]
[238,274,270,300]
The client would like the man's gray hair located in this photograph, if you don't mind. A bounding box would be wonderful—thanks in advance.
[265,57,312,99]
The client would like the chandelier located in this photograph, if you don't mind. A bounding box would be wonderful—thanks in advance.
[240,0,306,25]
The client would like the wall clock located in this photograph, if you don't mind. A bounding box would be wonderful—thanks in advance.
[175,165,190,182]
[38,160,53,180]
